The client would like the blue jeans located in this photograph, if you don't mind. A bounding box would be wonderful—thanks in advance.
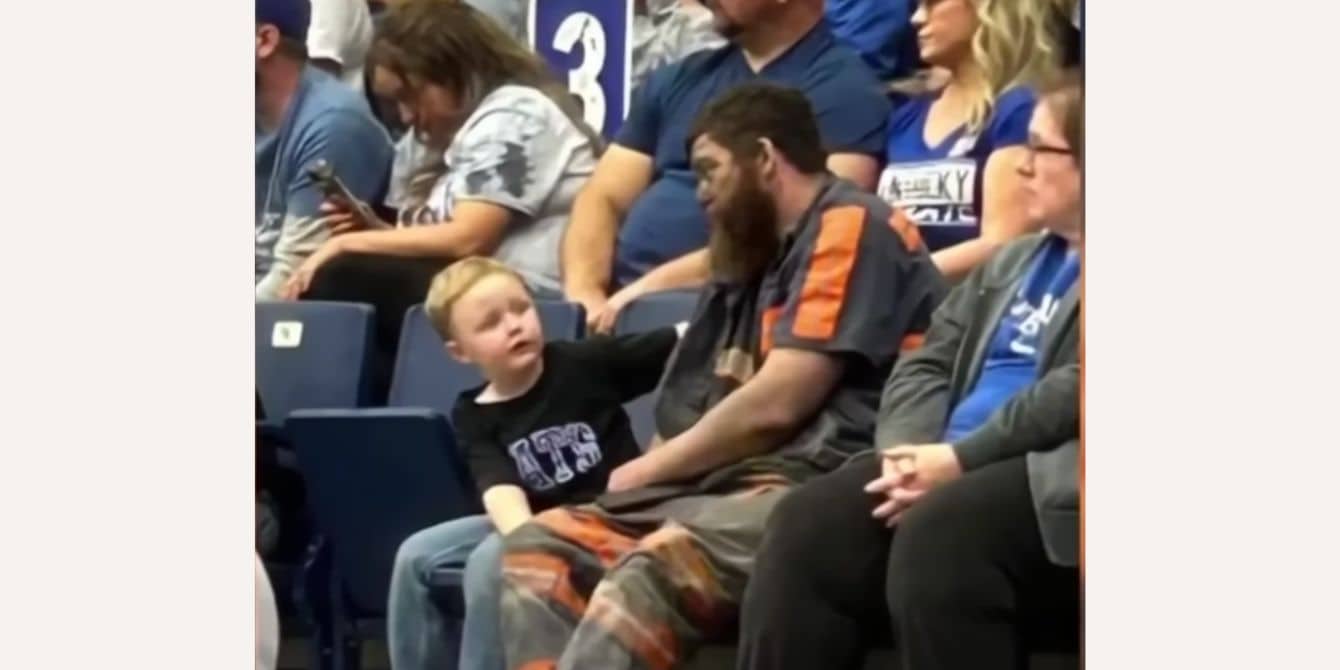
[387,514,505,670]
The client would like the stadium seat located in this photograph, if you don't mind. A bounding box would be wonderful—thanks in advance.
[285,300,585,669]
[612,290,700,447]
[256,301,376,423]
[255,301,376,668]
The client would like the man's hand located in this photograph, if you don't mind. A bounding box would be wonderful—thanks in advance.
[280,236,346,301]
[568,290,610,333]
[589,282,644,334]
[606,454,661,493]
[865,443,963,526]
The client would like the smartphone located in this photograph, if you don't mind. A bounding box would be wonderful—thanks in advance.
[306,159,360,204]
[306,159,380,227]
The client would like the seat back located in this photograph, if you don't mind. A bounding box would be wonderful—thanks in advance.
[286,408,481,615]
[255,301,375,420]
[388,301,586,413]
[613,290,701,447]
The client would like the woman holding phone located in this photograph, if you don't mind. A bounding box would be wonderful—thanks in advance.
[280,0,600,392]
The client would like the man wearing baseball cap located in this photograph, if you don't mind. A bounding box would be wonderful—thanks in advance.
[255,0,393,300]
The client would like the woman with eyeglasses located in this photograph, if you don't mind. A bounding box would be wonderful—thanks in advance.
[280,0,601,395]
[737,69,1083,670]
[876,0,1071,282]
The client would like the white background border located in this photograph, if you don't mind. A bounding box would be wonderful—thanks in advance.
[0,1,252,667]
[1084,1,1340,667]
[2,1,1339,668]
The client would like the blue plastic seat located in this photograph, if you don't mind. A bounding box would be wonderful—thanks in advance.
[256,301,376,424]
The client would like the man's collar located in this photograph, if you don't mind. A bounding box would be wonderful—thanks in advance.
[735,17,833,74]
[780,174,837,243]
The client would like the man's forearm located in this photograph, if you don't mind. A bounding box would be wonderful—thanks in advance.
[641,380,792,482]
[259,213,329,299]
[627,249,710,296]
[562,190,619,298]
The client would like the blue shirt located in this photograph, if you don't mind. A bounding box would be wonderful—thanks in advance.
[824,0,920,81]
[612,23,890,288]
[943,235,1079,442]
[255,67,393,290]
[876,87,1034,253]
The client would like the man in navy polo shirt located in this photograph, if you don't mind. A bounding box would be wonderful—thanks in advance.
[562,0,891,333]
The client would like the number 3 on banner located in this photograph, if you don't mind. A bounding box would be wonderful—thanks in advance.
[552,12,607,133]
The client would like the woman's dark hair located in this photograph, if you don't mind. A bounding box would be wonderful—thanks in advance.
[370,0,604,209]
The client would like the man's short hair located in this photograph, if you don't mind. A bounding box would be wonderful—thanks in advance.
[688,82,827,174]
[275,36,308,60]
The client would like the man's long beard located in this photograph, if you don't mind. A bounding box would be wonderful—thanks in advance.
[707,175,781,285]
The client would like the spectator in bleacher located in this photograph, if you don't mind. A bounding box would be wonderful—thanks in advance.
[561,0,892,334]
[306,0,375,91]
[387,257,684,670]
[875,0,1065,283]
[280,0,601,394]
[498,82,946,670]
[255,0,394,300]
[383,0,721,214]
[824,0,921,82]
[736,69,1083,670]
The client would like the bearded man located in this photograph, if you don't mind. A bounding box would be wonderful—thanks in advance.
[496,82,947,670]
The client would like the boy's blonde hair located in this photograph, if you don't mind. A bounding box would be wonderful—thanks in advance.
[423,256,530,340]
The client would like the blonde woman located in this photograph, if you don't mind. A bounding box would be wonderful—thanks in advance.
[876,0,1066,281]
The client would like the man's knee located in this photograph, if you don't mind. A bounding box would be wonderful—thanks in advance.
[628,523,737,628]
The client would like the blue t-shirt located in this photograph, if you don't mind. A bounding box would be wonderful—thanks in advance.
[876,87,1034,253]
[255,67,393,289]
[943,235,1079,442]
[612,23,890,288]
[824,0,920,81]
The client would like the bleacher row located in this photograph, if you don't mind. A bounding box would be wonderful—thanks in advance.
[258,292,1078,670]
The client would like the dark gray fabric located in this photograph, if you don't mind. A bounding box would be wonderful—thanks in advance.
[872,233,1080,566]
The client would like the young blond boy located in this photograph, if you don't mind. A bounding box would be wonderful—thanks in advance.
[387,257,683,670]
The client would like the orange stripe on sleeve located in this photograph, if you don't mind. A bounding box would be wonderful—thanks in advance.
[793,206,865,340]
[888,208,924,253]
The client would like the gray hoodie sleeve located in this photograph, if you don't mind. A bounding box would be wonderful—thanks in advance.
[873,269,983,449]
[255,212,331,300]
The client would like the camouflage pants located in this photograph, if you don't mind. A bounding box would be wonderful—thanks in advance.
[499,459,822,670]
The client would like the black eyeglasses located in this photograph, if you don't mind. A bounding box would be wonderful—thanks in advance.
[1028,143,1073,157]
